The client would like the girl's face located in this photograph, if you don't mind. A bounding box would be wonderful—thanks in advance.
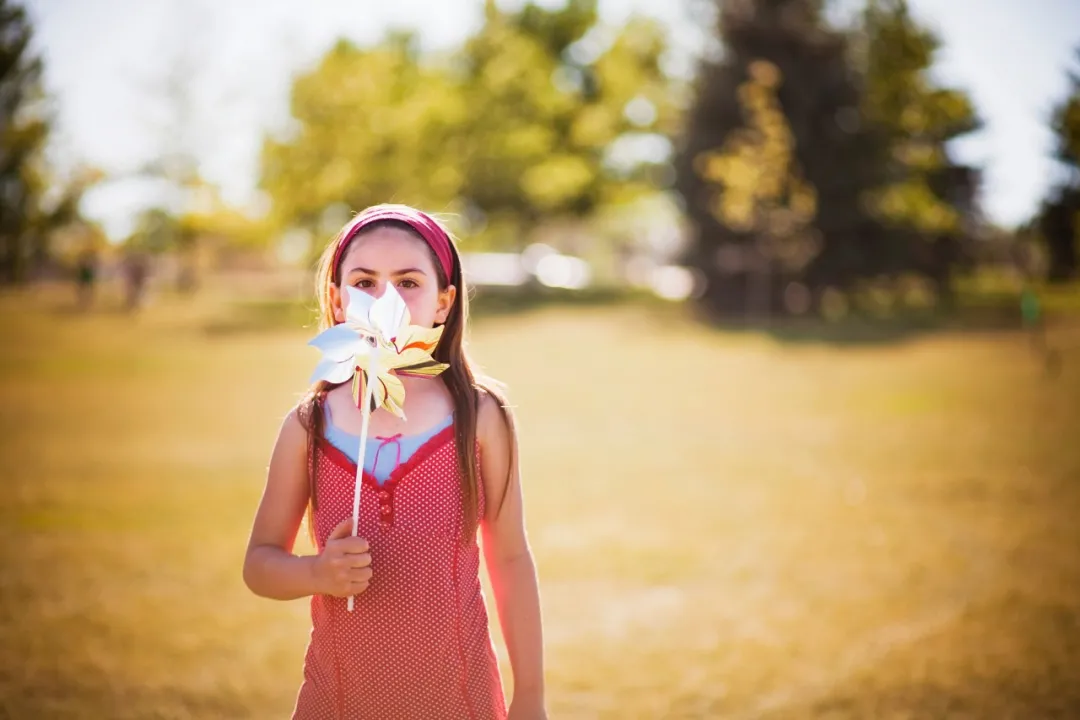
[330,226,456,329]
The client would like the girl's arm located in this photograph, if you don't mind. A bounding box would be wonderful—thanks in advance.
[478,392,546,716]
[243,409,320,600]
[242,409,372,600]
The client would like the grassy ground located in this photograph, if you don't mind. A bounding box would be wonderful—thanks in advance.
[1,286,1078,719]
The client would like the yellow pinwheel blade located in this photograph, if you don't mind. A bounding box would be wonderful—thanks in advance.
[396,360,450,378]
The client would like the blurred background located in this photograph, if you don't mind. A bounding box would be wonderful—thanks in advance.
[1,0,1079,717]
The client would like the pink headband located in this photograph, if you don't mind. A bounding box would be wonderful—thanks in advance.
[331,206,454,282]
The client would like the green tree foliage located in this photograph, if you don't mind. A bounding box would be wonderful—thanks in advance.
[860,0,979,234]
[125,207,181,255]
[0,0,99,283]
[858,0,981,300]
[675,0,983,318]
[695,60,819,268]
[454,3,593,240]
[675,0,887,317]
[1038,46,1080,282]
[261,32,466,236]
[1051,48,1080,175]
[0,0,51,282]
[456,0,675,245]
[260,0,677,252]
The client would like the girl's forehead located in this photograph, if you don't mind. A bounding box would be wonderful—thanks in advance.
[341,227,435,271]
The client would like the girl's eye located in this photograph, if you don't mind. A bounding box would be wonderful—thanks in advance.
[353,279,375,289]
[398,279,418,289]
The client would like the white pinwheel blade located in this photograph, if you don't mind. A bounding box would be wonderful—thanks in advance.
[344,286,377,329]
[309,357,355,385]
[309,324,367,362]
[369,284,409,340]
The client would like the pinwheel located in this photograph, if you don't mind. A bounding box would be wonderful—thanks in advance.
[308,284,449,610]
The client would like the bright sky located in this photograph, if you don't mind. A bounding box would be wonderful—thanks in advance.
[25,0,1080,238]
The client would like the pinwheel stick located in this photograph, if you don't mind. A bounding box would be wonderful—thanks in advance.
[348,350,379,613]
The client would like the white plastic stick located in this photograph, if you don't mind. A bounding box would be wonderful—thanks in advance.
[347,351,379,612]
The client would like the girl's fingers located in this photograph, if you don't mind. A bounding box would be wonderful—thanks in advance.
[327,517,354,541]
[340,580,369,596]
[339,536,370,554]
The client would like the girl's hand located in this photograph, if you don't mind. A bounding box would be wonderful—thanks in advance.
[311,517,373,598]
[507,694,547,720]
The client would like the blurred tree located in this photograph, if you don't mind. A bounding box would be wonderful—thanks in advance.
[133,4,228,293]
[675,0,888,318]
[1038,189,1079,282]
[261,1,678,254]
[857,0,982,303]
[1037,46,1080,282]
[457,0,677,247]
[0,0,68,283]
[125,207,180,255]
[261,32,468,249]
[691,59,820,317]
[182,200,271,251]
[675,0,982,318]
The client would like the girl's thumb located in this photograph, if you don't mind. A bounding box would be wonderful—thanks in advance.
[328,516,355,540]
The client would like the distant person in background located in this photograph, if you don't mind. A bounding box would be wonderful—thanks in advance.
[1020,281,1061,378]
[242,204,546,720]
[1020,283,1043,351]
[122,249,150,312]
[74,246,98,309]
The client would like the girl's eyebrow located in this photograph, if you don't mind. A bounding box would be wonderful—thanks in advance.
[346,266,427,276]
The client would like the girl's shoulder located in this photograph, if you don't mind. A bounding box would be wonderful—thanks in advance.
[293,387,328,432]
[473,376,509,405]
[474,378,516,444]
[295,383,353,428]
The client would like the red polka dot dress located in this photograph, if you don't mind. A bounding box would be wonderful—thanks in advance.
[292,422,507,720]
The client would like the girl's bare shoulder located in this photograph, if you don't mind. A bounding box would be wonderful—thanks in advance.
[267,404,309,464]
[475,380,516,443]
[289,386,335,438]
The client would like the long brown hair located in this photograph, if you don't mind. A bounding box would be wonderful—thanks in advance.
[300,209,515,543]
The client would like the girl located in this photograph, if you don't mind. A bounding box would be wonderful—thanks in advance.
[243,204,546,720]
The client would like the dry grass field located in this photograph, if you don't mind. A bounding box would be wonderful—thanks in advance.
[1,287,1078,718]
